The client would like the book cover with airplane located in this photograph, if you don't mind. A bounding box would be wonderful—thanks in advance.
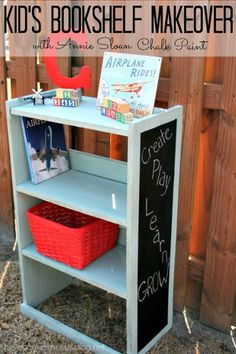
[21,117,70,184]
[97,52,162,118]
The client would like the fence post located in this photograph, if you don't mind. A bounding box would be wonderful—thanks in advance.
[188,58,223,310]
[0,2,14,236]
[168,57,206,311]
[79,57,110,158]
[200,58,236,332]
[10,57,37,98]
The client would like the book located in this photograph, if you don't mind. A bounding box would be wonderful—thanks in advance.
[97,52,162,118]
[21,117,70,184]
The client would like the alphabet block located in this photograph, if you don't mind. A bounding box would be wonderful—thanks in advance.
[53,97,61,106]
[100,106,133,124]
[102,96,130,113]
[53,97,80,107]
[56,89,64,98]
[56,88,81,100]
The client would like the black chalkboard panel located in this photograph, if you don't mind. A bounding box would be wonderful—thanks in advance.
[138,119,177,352]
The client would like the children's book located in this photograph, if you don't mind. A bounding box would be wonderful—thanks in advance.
[21,117,70,184]
[97,52,162,118]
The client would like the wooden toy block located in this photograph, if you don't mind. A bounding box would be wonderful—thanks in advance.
[70,89,81,99]
[53,97,80,107]
[102,97,108,107]
[114,111,123,123]
[100,106,133,124]
[117,102,130,113]
[101,106,106,115]
[112,101,118,111]
[53,97,61,106]
[63,89,80,99]
[116,111,133,123]
[63,90,72,99]
[56,89,64,98]
[102,96,130,113]
[110,109,116,119]
[56,88,81,100]
[101,96,133,123]
[56,88,81,99]
[106,108,115,119]
[107,99,113,109]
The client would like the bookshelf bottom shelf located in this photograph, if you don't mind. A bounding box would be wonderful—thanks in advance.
[22,244,126,299]
[20,303,121,354]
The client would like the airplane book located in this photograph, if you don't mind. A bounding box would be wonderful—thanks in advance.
[97,52,162,118]
[21,117,70,184]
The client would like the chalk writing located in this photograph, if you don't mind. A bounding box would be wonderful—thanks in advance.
[141,127,173,165]
[145,198,162,249]
[138,119,177,351]
[141,127,173,196]
[138,264,169,303]
[152,159,171,196]
[138,197,170,303]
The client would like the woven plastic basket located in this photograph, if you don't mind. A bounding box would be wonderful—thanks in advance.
[27,202,119,270]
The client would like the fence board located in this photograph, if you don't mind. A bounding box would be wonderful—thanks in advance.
[7,62,222,110]
[10,58,37,98]
[82,57,102,154]
[0,3,14,235]
[186,58,224,311]
[190,111,219,260]
[80,57,110,157]
[200,58,236,332]
[168,57,206,311]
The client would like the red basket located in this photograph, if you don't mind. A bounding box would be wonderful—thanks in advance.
[27,202,119,270]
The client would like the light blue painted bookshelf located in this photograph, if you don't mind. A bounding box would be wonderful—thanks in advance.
[6,92,182,354]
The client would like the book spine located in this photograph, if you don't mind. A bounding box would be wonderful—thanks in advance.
[21,117,36,184]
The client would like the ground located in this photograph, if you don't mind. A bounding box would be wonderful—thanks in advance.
[0,235,235,354]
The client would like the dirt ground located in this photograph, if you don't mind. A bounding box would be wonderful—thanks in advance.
[0,235,235,354]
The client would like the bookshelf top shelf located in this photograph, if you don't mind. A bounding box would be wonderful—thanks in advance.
[11,97,130,136]
[11,96,165,137]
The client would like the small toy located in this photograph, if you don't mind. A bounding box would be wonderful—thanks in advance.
[21,89,54,105]
[101,96,133,124]
[53,89,81,108]
[32,88,44,105]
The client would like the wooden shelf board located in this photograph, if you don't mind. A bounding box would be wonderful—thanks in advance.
[20,303,121,354]
[16,169,127,227]
[11,97,130,136]
[22,244,126,299]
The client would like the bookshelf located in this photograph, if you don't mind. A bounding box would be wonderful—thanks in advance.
[6,92,182,354]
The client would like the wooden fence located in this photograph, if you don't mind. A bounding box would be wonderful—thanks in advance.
[0,9,236,336]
